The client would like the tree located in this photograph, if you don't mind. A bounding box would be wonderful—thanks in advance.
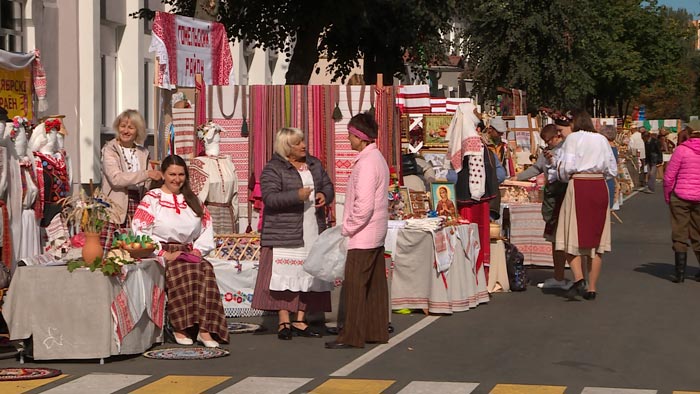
[458,0,698,116]
[141,0,461,85]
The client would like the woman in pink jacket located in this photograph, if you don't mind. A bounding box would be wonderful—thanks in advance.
[325,112,390,349]
[664,120,700,283]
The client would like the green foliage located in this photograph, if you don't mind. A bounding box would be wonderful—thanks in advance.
[66,255,134,276]
[459,0,698,115]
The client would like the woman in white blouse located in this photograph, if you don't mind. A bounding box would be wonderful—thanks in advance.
[132,155,228,347]
[552,110,617,300]
[101,110,162,255]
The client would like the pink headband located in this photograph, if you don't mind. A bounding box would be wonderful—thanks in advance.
[348,126,373,142]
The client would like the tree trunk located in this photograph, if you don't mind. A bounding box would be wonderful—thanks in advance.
[285,25,323,85]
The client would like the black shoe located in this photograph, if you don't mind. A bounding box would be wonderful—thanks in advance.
[325,326,340,335]
[582,291,597,300]
[291,321,321,338]
[277,323,292,340]
[325,341,357,349]
[388,323,394,334]
[565,279,586,300]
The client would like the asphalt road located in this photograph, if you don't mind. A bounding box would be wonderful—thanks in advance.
[1,187,698,393]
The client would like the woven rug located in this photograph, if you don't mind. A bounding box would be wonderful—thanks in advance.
[143,347,229,360]
[227,322,261,334]
[0,368,62,381]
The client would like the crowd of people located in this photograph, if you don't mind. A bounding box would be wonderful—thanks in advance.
[96,104,700,351]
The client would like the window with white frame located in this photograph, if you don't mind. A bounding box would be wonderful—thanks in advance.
[0,0,24,52]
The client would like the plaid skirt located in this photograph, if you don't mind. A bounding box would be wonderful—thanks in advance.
[162,242,229,343]
[100,190,141,257]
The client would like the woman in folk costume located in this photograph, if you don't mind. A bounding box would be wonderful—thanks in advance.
[325,113,389,349]
[252,127,335,341]
[552,110,617,300]
[101,110,163,256]
[445,102,499,275]
[132,155,228,347]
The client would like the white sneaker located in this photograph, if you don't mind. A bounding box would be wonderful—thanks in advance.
[537,278,572,290]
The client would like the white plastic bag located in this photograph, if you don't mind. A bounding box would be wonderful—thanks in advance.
[304,226,347,281]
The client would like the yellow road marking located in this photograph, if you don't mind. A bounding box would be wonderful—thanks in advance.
[311,378,395,394]
[490,384,567,394]
[130,375,230,394]
[0,374,67,394]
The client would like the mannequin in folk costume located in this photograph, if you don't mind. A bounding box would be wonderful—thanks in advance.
[446,102,499,275]
[188,121,238,234]
[8,117,41,263]
[28,117,71,257]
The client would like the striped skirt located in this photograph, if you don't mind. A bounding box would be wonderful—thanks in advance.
[100,190,141,257]
[251,247,331,313]
[555,174,611,257]
[162,243,229,343]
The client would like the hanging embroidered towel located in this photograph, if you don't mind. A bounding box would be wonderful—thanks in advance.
[149,11,234,89]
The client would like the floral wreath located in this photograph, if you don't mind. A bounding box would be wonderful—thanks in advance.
[10,116,31,142]
[196,121,222,140]
[44,118,62,133]
[539,107,573,126]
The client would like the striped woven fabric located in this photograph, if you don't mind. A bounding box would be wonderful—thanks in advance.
[507,203,554,266]
[172,107,196,159]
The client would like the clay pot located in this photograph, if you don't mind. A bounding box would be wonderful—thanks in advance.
[82,232,103,265]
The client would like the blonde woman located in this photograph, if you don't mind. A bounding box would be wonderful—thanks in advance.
[100,110,162,254]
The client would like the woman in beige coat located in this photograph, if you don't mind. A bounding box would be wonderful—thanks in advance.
[100,110,162,254]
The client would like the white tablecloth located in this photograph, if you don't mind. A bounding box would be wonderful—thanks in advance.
[2,260,165,360]
[391,224,489,314]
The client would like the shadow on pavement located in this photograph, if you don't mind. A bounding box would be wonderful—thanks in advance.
[634,261,681,282]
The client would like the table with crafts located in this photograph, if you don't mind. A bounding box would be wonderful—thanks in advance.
[2,259,165,361]
[389,223,489,314]
[503,203,553,266]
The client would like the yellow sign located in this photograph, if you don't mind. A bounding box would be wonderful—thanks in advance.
[0,66,33,119]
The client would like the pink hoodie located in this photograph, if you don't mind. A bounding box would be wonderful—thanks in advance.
[664,138,700,203]
[342,144,390,249]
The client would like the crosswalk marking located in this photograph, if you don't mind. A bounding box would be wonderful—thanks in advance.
[216,377,312,394]
[673,391,700,394]
[130,375,231,394]
[397,381,480,394]
[490,384,567,394]
[310,378,395,394]
[40,373,150,394]
[0,374,67,394]
[582,388,657,394]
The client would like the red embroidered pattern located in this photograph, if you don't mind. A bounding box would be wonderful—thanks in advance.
[274,258,305,266]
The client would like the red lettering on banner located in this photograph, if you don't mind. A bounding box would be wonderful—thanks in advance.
[0,79,27,93]
[177,25,211,47]
[0,97,19,110]
[185,57,205,77]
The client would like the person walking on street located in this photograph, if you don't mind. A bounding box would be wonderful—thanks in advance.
[641,131,662,194]
[663,120,700,283]
[326,112,390,349]
[552,110,617,301]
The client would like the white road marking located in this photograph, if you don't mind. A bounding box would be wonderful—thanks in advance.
[330,315,440,377]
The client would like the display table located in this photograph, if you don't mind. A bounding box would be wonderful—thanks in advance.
[391,224,489,314]
[210,258,266,318]
[505,203,553,266]
[2,260,165,361]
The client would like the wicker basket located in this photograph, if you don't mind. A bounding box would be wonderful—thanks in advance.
[122,246,156,259]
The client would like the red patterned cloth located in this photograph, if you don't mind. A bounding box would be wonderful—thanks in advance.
[150,11,233,89]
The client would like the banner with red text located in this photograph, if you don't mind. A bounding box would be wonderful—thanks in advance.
[149,11,233,89]
[0,66,32,118]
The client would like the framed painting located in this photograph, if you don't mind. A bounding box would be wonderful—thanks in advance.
[409,191,431,216]
[398,186,412,214]
[431,182,457,218]
[422,114,452,147]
